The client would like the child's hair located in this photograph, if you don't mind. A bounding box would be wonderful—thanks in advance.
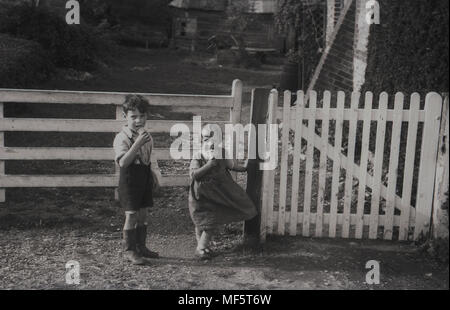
[122,94,150,114]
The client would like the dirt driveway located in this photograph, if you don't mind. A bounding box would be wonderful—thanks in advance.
[0,187,448,290]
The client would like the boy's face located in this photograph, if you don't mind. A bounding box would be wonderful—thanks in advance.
[201,130,214,150]
[124,109,147,132]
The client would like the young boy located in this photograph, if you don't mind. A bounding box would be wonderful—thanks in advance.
[113,94,161,265]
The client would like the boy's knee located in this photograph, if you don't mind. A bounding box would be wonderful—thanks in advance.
[125,211,138,222]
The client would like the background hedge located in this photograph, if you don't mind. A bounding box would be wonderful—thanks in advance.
[362,0,449,96]
[0,34,53,88]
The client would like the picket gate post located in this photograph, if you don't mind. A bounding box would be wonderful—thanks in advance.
[0,102,4,202]
[414,93,443,240]
[432,94,449,239]
[244,88,270,245]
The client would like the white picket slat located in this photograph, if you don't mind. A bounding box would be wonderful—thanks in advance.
[384,93,404,239]
[355,92,373,238]
[398,94,420,240]
[342,92,359,238]
[278,91,291,235]
[315,91,330,237]
[369,92,388,239]
[329,91,345,237]
[302,91,317,236]
[289,91,305,236]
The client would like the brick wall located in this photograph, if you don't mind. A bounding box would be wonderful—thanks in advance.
[314,0,370,95]
[314,0,356,94]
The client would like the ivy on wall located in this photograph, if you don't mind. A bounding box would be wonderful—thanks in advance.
[362,0,449,96]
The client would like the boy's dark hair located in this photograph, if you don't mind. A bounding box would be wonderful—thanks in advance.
[122,94,150,114]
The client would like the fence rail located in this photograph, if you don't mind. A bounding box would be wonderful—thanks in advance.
[0,89,234,107]
[0,80,243,202]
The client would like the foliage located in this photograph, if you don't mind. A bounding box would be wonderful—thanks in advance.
[210,1,263,68]
[275,0,324,88]
[0,2,110,71]
[274,0,303,34]
[79,0,120,26]
[104,25,168,48]
[226,1,260,39]
[107,0,172,27]
[77,0,172,48]
[0,34,54,88]
[358,1,449,214]
[362,0,449,96]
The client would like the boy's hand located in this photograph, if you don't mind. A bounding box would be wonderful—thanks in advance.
[135,131,152,147]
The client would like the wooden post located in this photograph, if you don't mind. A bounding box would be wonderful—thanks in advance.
[432,94,449,239]
[414,92,443,240]
[0,102,4,202]
[244,88,270,245]
[115,105,122,200]
[230,79,242,181]
[244,88,278,245]
[231,79,242,127]
[261,90,278,241]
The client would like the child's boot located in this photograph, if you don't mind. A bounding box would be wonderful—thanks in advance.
[136,225,159,258]
[123,229,146,265]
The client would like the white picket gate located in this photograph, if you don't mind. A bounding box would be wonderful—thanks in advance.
[260,90,447,241]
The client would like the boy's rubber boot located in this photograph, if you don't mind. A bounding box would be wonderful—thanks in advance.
[136,225,159,258]
[123,229,146,265]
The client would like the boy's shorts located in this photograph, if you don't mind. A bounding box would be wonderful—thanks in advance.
[118,164,153,211]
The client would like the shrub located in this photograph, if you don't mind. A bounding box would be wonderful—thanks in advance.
[0,2,106,71]
[0,34,54,88]
[104,24,168,48]
[362,0,449,96]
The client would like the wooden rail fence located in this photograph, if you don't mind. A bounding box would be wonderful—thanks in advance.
[0,80,243,202]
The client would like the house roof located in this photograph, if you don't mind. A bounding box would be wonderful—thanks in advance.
[169,0,277,13]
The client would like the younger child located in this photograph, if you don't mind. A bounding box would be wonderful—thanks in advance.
[113,95,161,265]
[188,125,257,259]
